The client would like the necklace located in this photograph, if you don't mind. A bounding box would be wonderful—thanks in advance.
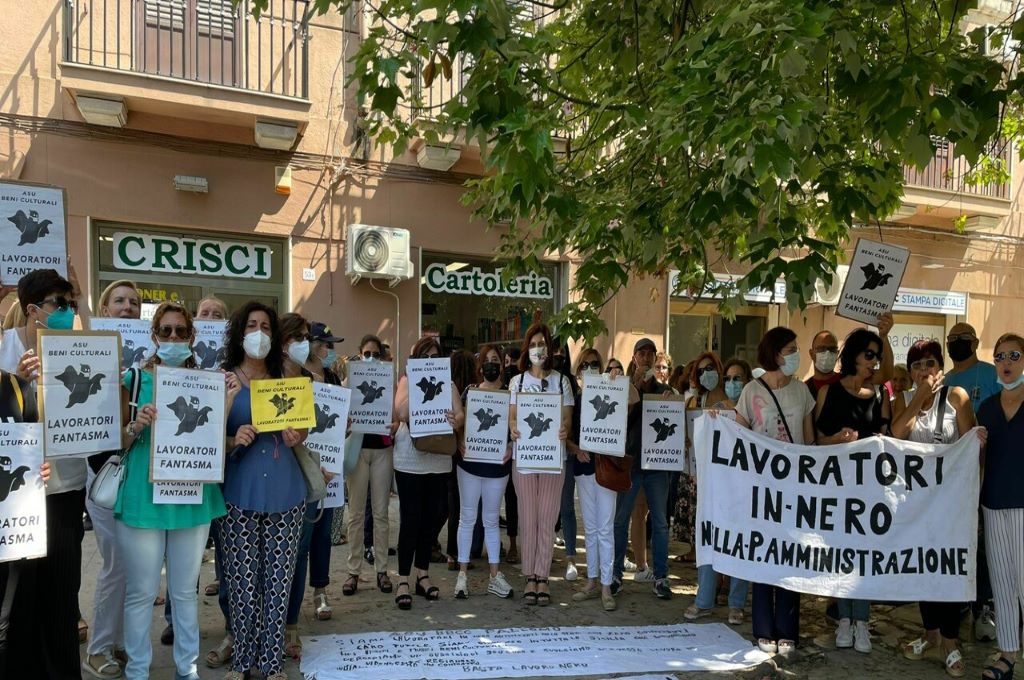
[238,364,267,382]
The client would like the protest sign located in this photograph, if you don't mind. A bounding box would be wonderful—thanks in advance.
[0,423,46,562]
[641,396,686,471]
[307,382,351,475]
[250,377,315,432]
[152,482,203,505]
[150,366,226,483]
[323,476,345,509]
[89,318,154,370]
[694,415,979,601]
[0,181,67,285]
[39,331,122,458]
[514,392,563,472]
[406,357,453,437]
[463,388,510,464]
[348,360,394,435]
[685,409,735,474]
[579,374,629,455]
[837,239,910,324]
[193,320,228,369]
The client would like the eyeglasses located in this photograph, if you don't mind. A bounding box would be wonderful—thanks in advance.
[724,376,745,383]
[39,296,78,313]
[862,350,880,361]
[947,333,976,343]
[362,351,381,359]
[654,364,670,371]
[579,361,601,371]
[421,353,440,359]
[910,358,939,371]
[696,365,717,375]
[995,350,1022,363]
[156,324,189,340]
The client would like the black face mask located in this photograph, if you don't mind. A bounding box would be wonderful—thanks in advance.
[551,355,566,373]
[501,365,518,388]
[948,339,973,362]
[482,361,501,382]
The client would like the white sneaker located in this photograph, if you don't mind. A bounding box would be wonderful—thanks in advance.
[488,572,513,599]
[454,571,468,599]
[633,566,655,583]
[565,561,578,581]
[835,618,854,649]
[854,621,872,654]
[554,530,565,548]
[623,558,638,572]
[976,605,997,642]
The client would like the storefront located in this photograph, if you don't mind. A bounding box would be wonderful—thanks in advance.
[92,222,289,318]
[888,287,967,368]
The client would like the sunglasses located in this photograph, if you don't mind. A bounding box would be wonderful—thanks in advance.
[156,324,189,340]
[948,333,976,343]
[362,351,381,359]
[995,350,1022,363]
[579,361,601,371]
[696,365,717,375]
[39,296,78,313]
[862,350,880,361]
[910,358,940,371]
[606,364,622,372]
[420,352,440,359]
[724,376,745,383]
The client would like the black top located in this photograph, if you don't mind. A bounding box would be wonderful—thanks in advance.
[569,396,595,476]
[626,377,672,470]
[457,385,511,479]
[815,383,885,440]
[978,393,1024,509]
[0,371,36,423]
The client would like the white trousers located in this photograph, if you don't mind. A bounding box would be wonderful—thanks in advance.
[984,506,1024,653]
[85,465,125,655]
[576,473,616,586]
[456,467,508,564]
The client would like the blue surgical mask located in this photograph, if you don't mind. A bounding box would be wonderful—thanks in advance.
[157,341,192,367]
[725,380,743,401]
[999,375,1024,391]
[699,370,719,391]
[41,307,76,330]
[781,352,801,377]
[324,349,337,368]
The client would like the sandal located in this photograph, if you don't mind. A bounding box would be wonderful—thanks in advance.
[536,578,551,607]
[82,652,121,679]
[284,625,302,659]
[377,571,393,593]
[342,573,358,596]
[78,618,89,644]
[506,545,519,564]
[314,591,332,620]
[944,647,965,678]
[395,582,412,610]
[415,574,440,600]
[903,636,935,661]
[983,656,1015,680]
[205,581,220,596]
[205,635,234,669]
[523,577,538,605]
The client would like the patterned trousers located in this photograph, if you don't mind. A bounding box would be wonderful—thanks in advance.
[220,503,304,676]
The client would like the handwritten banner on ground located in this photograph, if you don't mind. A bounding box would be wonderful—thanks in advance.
[192,320,228,369]
[88,318,154,370]
[515,391,562,473]
[837,238,910,324]
[250,377,315,432]
[0,181,68,285]
[39,331,122,457]
[694,415,979,601]
[579,375,629,455]
[641,396,686,471]
[464,388,510,464]
[348,360,394,435]
[307,382,351,475]
[299,623,769,680]
[153,482,203,505]
[406,357,453,437]
[0,423,46,562]
[150,366,225,483]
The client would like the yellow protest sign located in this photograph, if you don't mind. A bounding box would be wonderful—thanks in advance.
[250,377,316,432]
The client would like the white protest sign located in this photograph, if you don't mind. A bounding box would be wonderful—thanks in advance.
[694,415,979,601]
[685,409,735,475]
[324,477,345,509]
[299,623,769,680]
[514,391,562,472]
[837,239,910,324]
[0,181,67,285]
[152,482,203,505]
[89,318,154,370]
[579,374,629,456]
[39,331,122,458]
[193,320,228,369]
[348,360,394,435]
[150,366,226,483]
[0,423,46,562]
[405,357,453,437]
[641,396,686,471]
[464,388,510,464]
[307,382,351,475]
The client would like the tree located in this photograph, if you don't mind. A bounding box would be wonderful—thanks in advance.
[287,0,1009,341]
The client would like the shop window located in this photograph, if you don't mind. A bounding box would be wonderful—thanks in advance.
[668,302,766,366]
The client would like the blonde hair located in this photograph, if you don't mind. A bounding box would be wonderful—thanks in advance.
[99,279,140,312]
[2,300,25,330]
[655,351,673,368]
[196,295,228,319]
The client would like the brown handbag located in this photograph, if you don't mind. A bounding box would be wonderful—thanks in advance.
[595,453,633,492]
[412,433,458,456]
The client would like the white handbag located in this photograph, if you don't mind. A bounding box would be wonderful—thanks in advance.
[87,368,142,510]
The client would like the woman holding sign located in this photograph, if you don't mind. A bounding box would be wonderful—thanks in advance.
[509,323,574,606]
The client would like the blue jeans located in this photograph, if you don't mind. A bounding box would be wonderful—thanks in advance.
[613,468,670,581]
[287,504,334,625]
[695,565,749,609]
[837,598,870,622]
[116,521,210,680]
[559,471,577,557]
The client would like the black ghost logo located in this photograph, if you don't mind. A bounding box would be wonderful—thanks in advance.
[8,209,52,246]
[649,417,678,443]
[193,340,224,369]
[121,339,149,369]
[473,407,500,431]
[270,392,296,417]
[356,380,385,405]
[167,395,214,436]
[415,376,444,402]
[589,394,618,421]
[312,402,339,434]
[859,262,894,291]
[55,364,105,407]
[524,412,553,439]
[0,455,31,503]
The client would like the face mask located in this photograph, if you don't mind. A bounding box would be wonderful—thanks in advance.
[529,347,546,367]
[243,330,272,360]
[482,361,501,382]
[287,340,310,365]
[645,367,656,380]
[551,355,565,373]
[501,365,518,387]
[157,341,192,367]
[999,375,1024,391]
[323,349,337,368]
[948,339,973,362]
[699,370,719,391]
[38,306,75,330]
[814,350,838,374]
[725,380,743,401]
[781,352,801,377]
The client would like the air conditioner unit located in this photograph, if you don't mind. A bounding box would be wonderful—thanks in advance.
[813,265,849,306]
[345,224,413,286]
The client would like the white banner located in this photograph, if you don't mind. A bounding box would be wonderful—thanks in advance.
[0,182,67,285]
[406,357,453,437]
[308,382,351,475]
[88,318,154,370]
[464,388,510,464]
[0,423,47,562]
[40,331,122,458]
[193,320,228,369]
[348,361,394,435]
[152,482,203,505]
[686,409,735,475]
[837,238,910,324]
[579,375,629,455]
[641,396,686,471]
[150,366,226,483]
[514,392,563,472]
[695,415,979,601]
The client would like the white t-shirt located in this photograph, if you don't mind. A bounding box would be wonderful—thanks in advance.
[904,390,959,444]
[508,371,575,407]
[736,378,815,445]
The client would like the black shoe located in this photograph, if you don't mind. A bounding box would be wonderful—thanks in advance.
[653,578,672,600]
[610,578,622,596]
[365,546,375,565]
[160,624,174,645]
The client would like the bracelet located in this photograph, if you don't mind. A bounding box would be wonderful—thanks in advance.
[126,421,137,438]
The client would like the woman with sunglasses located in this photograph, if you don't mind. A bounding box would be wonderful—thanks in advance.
[606,358,624,379]
[813,329,891,655]
[219,302,307,680]
[976,334,1024,680]
[114,302,239,680]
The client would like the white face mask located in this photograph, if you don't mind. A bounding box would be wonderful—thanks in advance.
[814,350,838,374]
[529,347,546,367]
[243,330,272,360]
[287,339,310,365]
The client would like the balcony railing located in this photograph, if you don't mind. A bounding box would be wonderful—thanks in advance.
[63,0,310,99]
[903,138,1011,200]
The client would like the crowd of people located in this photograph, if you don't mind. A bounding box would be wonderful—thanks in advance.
[0,268,1021,680]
